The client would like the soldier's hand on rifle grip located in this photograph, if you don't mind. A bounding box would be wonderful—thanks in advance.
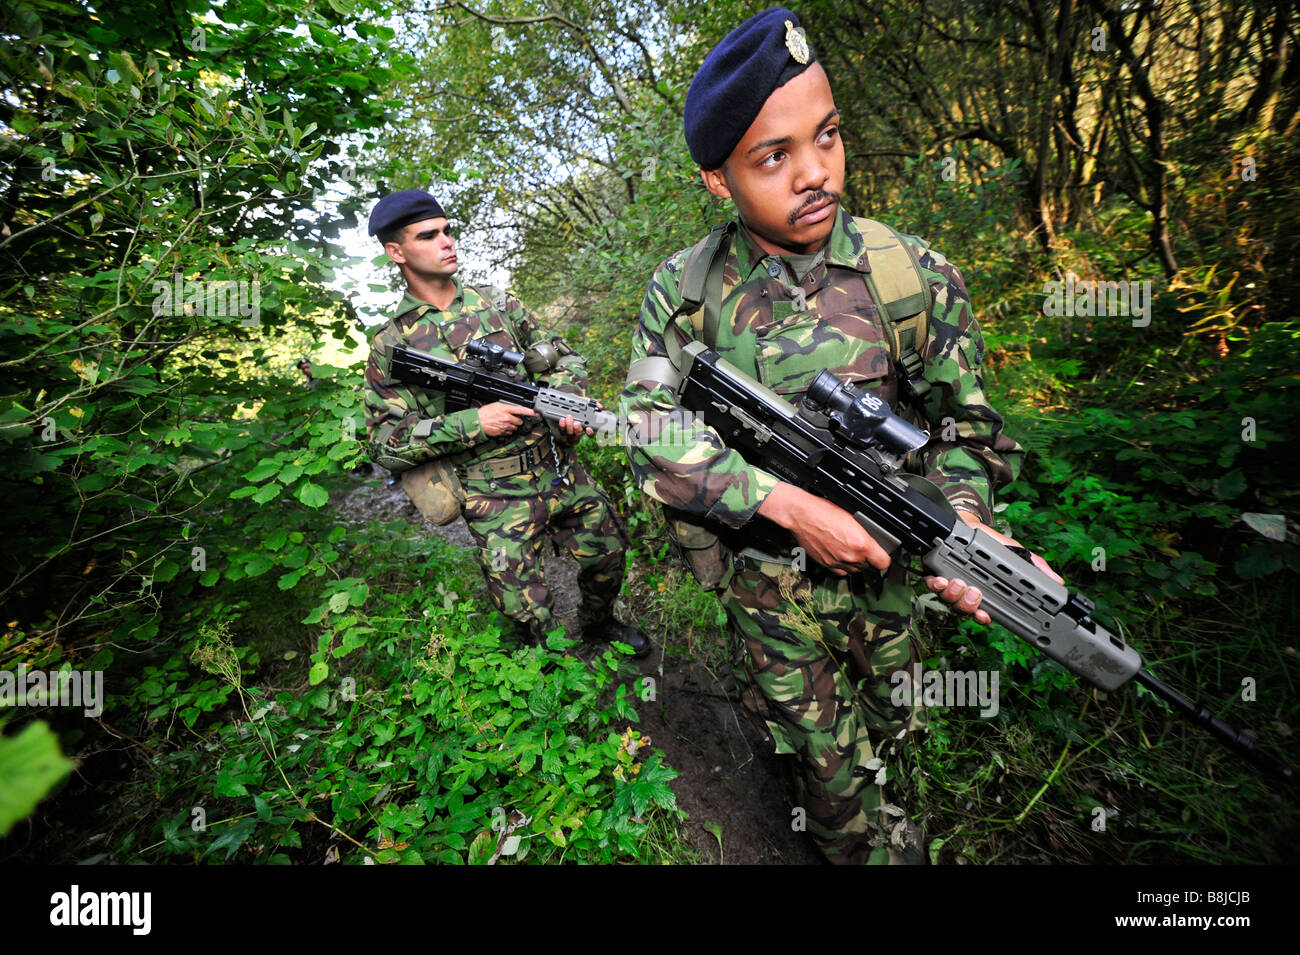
[925,511,1064,625]
[758,482,891,576]
[478,401,537,437]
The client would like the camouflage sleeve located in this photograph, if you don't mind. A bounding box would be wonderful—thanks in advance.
[497,289,589,395]
[619,253,781,527]
[910,243,1024,525]
[362,323,488,473]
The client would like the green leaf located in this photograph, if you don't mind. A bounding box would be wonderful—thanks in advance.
[297,481,329,508]
[309,661,329,685]
[328,591,350,614]
[340,627,371,654]
[1236,546,1283,579]
[214,765,252,798]
[205,818,257,861]
[1212,470,1247,501]
[251,483,281,504]
[243,460,281,483]
[0,722,75,836]
[277,569,305,591]
[467,829,496,865]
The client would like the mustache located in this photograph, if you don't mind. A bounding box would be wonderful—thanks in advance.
[788,190,840,226]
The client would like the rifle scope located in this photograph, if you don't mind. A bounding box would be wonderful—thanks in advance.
[466,338,524,370]
[805,370,929,455]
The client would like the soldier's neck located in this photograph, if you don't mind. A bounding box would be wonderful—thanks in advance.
[405,273,457,311]
[739,219,829,259]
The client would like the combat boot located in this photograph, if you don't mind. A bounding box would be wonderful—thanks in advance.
[583,615,651,659]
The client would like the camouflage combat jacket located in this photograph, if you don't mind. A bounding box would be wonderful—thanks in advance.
[620,208,1024,543]
[364,279,588,483]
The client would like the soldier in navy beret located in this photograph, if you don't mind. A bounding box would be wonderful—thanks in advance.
[623,8,1060,863]
[367,189,446,242]
[684,6,816,171]
[362,190,649,658]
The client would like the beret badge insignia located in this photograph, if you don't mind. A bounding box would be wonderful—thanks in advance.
[784,20,809,65]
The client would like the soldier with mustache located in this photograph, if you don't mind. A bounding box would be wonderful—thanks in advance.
[621,8,1059,863]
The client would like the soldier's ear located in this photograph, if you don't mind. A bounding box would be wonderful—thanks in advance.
[701,166,732,200]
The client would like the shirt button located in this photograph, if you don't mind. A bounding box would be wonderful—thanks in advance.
[760,288,768,297]
[767,261,781,277]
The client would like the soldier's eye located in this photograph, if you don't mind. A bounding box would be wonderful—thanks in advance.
[760,150,785,168]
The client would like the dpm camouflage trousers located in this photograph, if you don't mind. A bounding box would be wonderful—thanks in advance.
[460,461,627,644]
[721,555,928,865]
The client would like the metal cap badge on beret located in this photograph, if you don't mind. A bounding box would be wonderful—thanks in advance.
[367,190,447,237]
[684,8,816,170]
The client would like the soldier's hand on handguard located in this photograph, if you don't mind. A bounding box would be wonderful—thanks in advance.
[556,399,603,445]
[478,401,536,437]
[924,511,1064,625]
[757,482,891,576]
[555,414,596,445]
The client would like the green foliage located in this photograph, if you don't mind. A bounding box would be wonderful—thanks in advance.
[129,532,683,865]
[0,720,75,836]
[0,0,399,642]
[5,0,1298,867]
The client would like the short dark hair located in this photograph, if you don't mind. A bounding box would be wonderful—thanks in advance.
[375,223,406,247]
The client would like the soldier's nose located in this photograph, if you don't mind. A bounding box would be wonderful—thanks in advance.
[794,151,829,194]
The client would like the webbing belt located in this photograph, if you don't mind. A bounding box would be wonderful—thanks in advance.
[458,443,555,481]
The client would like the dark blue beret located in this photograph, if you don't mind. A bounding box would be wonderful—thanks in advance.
[368,190,447,237]
[684,8,816,169]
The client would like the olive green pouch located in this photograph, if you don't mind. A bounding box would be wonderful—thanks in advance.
[399,458,466,526]
[664,508,735,593]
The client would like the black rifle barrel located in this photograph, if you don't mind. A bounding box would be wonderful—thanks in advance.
[1134,668,1296,786]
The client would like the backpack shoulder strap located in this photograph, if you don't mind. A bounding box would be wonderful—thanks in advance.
[674,221,737,351]
[628,223,738,396]
[376,303,432,381]
[852,216,934,400]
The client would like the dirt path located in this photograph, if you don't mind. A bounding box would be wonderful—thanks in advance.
[340,471,821,865]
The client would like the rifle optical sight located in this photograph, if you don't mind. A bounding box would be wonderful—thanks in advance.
[804,370,929,454]
[466,338,525,371]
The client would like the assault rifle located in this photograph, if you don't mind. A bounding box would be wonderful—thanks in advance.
[671,341,1296,787]
[384,339,618,439]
